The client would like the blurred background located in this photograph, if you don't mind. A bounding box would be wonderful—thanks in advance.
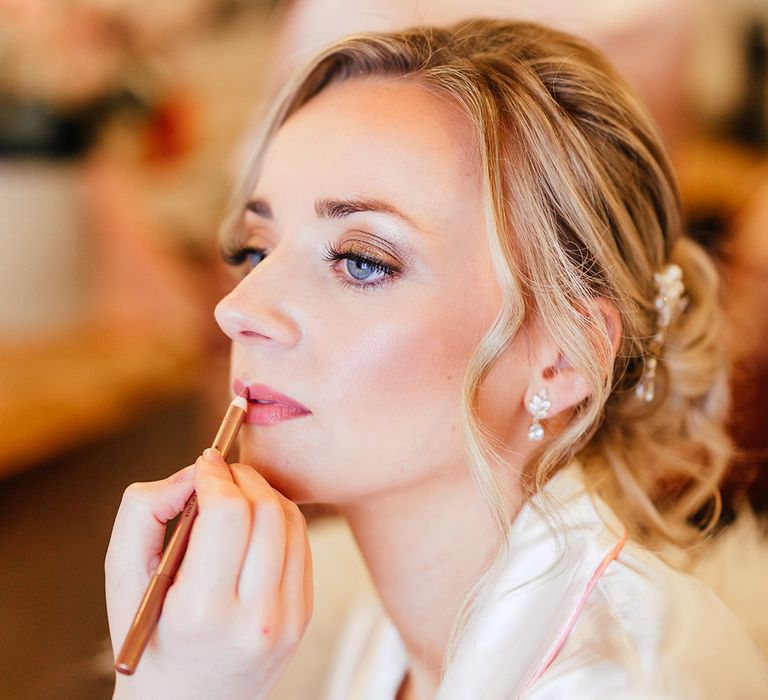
[0,0,766,697]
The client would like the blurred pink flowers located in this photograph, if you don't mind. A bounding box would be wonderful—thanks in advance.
[0,0,210,106]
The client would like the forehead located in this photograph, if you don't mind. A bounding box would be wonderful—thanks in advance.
[255,77,482,227]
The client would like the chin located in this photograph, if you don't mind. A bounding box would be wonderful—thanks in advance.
[235,449,315,503]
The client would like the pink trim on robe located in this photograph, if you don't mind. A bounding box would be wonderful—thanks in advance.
[516,532,629,698]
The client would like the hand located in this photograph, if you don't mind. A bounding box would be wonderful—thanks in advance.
[105,449,313,699]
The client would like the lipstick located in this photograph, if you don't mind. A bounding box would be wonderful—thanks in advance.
[234,381,311,426]
[114,393,247,675]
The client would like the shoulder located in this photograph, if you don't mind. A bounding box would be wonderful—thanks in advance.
[527,538,768,699]
[439,463,768,699]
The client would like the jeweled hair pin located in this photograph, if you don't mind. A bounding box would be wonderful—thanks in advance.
[635,263,688,402]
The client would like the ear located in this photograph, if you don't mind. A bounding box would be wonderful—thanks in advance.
[524,297,622,419]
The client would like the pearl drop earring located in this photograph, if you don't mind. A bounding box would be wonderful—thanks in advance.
[527,388,551,442]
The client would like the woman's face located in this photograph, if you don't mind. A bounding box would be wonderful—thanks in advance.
[215,77,530,505]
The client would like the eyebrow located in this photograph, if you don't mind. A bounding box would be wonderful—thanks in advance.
[244,196,429,234]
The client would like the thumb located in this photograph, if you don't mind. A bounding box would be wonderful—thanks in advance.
[105,467,195,640]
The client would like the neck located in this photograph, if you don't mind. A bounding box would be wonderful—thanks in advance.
[337,468,525,697]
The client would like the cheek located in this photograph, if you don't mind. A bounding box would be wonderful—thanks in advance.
[231,318,469,503]
[227,281,502,502]
[476,339,530,444]
[331,312,463,408]
[318,303,485,473]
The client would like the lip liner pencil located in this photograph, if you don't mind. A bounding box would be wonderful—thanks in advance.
[114,393,248,675]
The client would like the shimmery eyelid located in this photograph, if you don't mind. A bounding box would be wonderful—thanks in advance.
[322,241,400,272]
[343,230,406,263]
[221,223,262,259]
[322,241,400,291]
[339,244,399,270]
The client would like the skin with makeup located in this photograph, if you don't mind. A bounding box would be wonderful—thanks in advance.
[105,20,768,700]
[108,77,521,700]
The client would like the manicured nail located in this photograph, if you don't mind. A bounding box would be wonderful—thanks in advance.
[202,447,222,463]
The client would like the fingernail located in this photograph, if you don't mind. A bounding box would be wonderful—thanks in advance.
[202,447,222,463]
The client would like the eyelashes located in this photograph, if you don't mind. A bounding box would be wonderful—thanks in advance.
[220,239,401,291]
[221,245,266,269]
[321,241,399,290]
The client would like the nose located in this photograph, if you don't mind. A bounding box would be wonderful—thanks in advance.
[214,263,302,349]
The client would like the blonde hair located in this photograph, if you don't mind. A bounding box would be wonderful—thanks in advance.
[222,16,731,668]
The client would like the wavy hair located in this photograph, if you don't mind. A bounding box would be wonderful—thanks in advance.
[221,17,732,668]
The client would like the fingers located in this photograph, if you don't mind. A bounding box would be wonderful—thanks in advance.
[231,462,313,640]
[273,489,313,636]
[274,490,312,617]
[106,465,196,585]
[105,466,196,645]
[174,449,252,601]
[229,463,288,603]
[302,521,314,617]
[107,449,312,656]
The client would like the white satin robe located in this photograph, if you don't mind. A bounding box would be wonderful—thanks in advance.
[321,463,768,699]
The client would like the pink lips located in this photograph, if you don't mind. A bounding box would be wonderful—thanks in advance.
[233,380,311,426]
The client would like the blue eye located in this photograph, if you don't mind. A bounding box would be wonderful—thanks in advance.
[322,242,400,290]
[222,246,267,272]
[244,249,266,269]
[345,257,385,282]
[222,241,401,291]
